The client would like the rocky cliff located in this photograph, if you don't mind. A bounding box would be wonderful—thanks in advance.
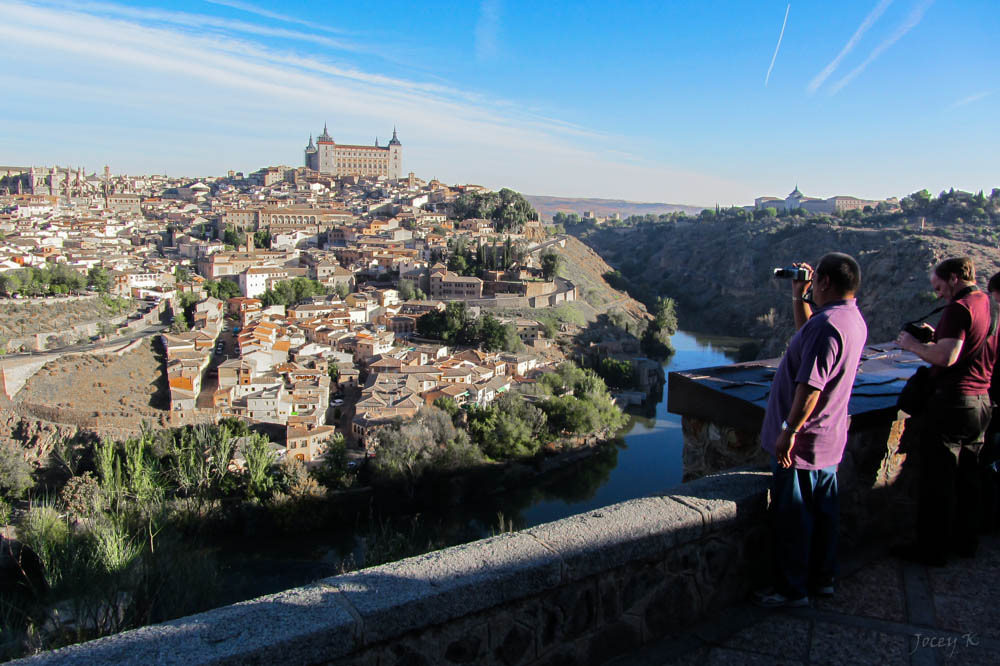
[570,220,1000,357]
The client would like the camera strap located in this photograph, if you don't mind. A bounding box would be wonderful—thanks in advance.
[904,304,947,328]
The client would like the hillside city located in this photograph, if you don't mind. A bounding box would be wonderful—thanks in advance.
[0,148,655,475]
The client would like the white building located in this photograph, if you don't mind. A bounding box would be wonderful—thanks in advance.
[239,265,288,298]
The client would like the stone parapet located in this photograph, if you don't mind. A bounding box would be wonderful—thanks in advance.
[15,469,774,666]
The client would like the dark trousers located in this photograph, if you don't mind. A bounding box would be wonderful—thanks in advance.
[770,461,839,599]
[982,419,1000,533]
[917,393,992,560]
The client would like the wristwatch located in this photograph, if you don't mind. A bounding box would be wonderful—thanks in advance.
[781,420,799,434]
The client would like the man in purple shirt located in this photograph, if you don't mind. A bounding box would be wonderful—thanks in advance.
[755,252,868,608]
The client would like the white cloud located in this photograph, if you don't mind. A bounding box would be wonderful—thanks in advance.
[807,0,893,93]
[829,0,933,95]
[33,0,367,54]
[474,0,501,62]
[204,0,348,35]
[0,0,747,204]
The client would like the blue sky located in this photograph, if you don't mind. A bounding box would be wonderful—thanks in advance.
[1,0,996,206]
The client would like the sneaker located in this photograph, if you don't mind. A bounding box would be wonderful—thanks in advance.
[813,584,835,598]
[753,588,809,608]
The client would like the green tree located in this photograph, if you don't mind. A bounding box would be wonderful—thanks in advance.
[541,251,562,280]
[595,357,636,391]
[87,266,111,293]
[223,225,246,249]
[310,434,350,490]
[204,279,241,300]
[0,272,21,297]
[397,278,416,301]
[253,230,272,249]
[242,434,275,501]
[467,393,547,459]
[451,188,538,234]
[432,396,460,420]
[371,407,483,486]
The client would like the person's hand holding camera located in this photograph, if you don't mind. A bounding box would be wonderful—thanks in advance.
[791,262,813,301]
[896,323,933,351]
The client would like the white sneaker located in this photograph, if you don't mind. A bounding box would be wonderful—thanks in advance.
[753,588,809,608]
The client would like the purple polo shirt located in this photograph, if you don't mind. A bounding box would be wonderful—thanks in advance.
[760,299,868,470]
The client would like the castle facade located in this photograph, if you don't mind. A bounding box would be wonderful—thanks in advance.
[304,124,402,179]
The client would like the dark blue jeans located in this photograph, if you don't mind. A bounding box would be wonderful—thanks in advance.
[770,460,839,599]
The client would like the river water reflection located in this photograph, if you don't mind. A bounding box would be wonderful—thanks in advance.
[518,329,744,527]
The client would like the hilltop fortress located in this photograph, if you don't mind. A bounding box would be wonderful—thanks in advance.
[304,124,402,180]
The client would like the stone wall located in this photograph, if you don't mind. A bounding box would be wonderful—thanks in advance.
[4,301,162,352]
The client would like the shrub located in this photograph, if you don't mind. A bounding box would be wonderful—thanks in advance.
[0,443,33,500]
[59,473,103,519]
[18,505,70,586]
[275,457,322,499]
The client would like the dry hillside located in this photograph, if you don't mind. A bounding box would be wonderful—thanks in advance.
[546,235,649,325]
[0,296,132,341]
[572,221,1000,357]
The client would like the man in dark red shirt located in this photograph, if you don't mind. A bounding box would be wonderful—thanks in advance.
[895,257,997,564]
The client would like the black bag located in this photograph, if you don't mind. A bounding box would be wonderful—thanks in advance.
[897,365,933,416]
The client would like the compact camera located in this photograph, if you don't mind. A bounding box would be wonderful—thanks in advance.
[773,267,812,280]
[903,322,933,343]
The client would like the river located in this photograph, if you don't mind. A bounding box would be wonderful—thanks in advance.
[518,329,746,526]
[210,329,747,603]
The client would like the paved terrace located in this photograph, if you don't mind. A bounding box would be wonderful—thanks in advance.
[609,534,1000,665]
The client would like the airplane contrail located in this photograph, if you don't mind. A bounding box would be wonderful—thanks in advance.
[807,0,893,94]
[765,4,791,87]
[829,0,933,95]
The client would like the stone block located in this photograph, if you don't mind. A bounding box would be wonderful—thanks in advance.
[328,532,561,646]
[14,581,359,665]
[524,497,703,582]
[378,619,490,666]
[663,468,770,529]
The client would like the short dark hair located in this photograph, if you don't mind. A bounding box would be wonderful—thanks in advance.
[816,252,861,295]
[988,271,1000,294]
[934,257,975,283]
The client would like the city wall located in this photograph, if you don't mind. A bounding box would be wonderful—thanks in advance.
[17,409,917,665]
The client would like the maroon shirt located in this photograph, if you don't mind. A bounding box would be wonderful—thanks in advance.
[932,287,996,396]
